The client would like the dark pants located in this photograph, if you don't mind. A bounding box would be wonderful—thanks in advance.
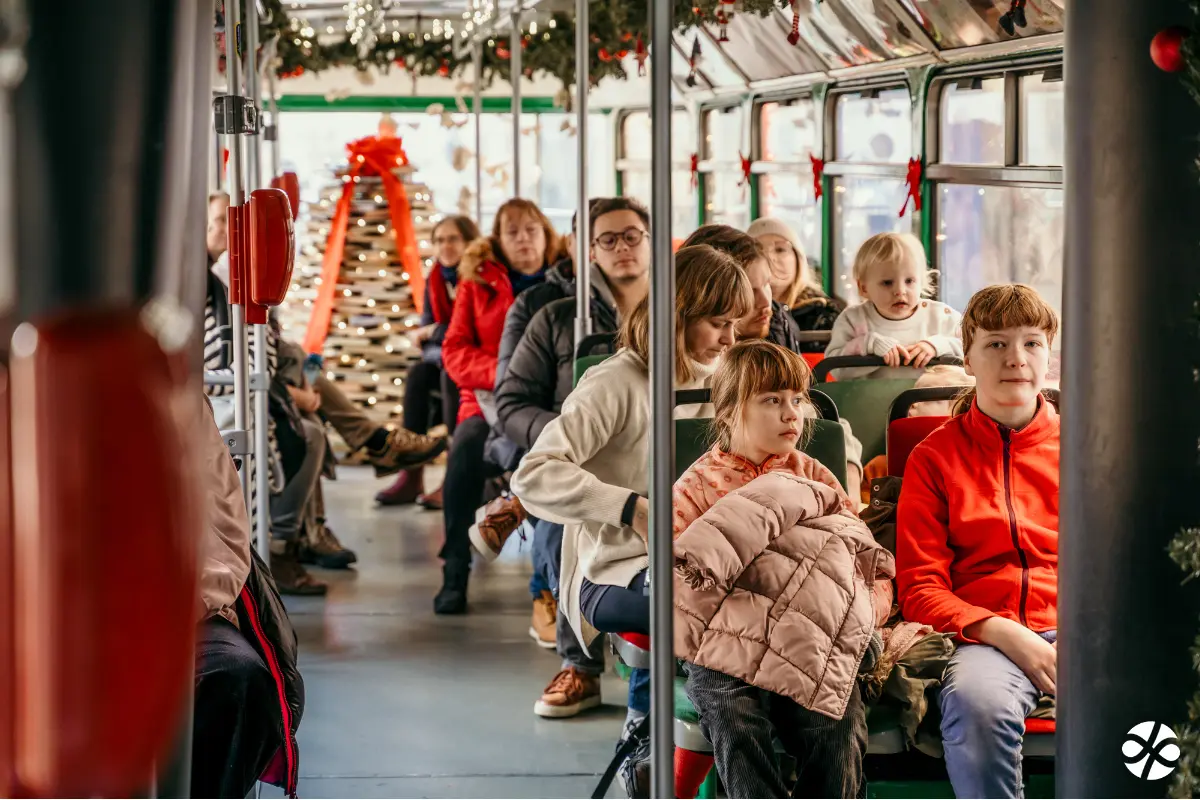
[403,360,460,436]
[439,414,492,565]
[192,617,282,799]
[684,663,867,799]
[582,569,650,714]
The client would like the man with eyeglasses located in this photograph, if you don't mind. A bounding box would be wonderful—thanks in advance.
[483,197,652,721]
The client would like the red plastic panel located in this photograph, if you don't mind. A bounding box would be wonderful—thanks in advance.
[886,416,948,477]
[620,632,651,651]
[249,188,295,312]
[9,310,200,796]
[1025,717,1056,735]
[270,172,301,219]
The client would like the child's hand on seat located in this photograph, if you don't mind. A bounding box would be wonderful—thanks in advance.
[905,340,937,368]
[883,345,910,368]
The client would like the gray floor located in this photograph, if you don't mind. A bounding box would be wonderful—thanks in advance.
[264,465,627,799]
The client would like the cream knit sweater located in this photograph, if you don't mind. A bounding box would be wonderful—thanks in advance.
[511,348,717,645]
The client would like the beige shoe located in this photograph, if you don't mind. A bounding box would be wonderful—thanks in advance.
[367,428,448,477]
[533,667,602,719]
[467,495,526,561]
[529,590,557,649]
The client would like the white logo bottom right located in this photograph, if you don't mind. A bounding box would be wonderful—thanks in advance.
[1123,721,1181,781]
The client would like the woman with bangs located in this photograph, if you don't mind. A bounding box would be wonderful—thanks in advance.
[435,198,559,614]
[510,245,752,750]
[897,284,1061,799]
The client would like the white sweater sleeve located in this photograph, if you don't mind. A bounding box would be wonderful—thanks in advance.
[918,304,964,358]
[510,373,639,530]
[825,305,890,380]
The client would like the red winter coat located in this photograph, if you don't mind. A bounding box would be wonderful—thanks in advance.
[896,397,1059,643]
[443,239,518,424]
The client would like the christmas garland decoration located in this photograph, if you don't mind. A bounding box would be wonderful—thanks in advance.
[1159,4,1200,796]
[242,0,787,88]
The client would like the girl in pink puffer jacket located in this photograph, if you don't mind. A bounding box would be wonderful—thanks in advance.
[673,340,884,799]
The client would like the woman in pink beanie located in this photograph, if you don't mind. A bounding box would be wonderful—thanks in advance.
[747,217,845,352]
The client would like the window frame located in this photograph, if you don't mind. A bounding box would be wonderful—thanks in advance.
[615,105,702,234]
[697,99,751,227]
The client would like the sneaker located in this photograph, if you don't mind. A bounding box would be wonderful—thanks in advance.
[533,667,602,718]
[270,547,328,596]
[299,526,357,570]
[417,485,443,510]
[367,429,448,478]
[467,495,526,561]
[375,467,423,506]
[529,590,557,648]
[617,720,651,799]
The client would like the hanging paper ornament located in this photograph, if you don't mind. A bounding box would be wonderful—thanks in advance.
[788,0,802,45]
[1151,26,1190,72]
[555,86,573,112]
[635,34,648,77]
[452,146,473,172]
[998,0,1028,36]
[457,186,473,215]
[716,0,735,42]
[686,36,702,87]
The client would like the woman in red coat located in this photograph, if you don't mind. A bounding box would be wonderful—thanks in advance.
[436,198,559,614]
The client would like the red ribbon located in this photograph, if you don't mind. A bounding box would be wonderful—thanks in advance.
[900,157,923,217]
[738,152,752,188]
[690,153,699,189]
[303,134,425,355]
[809,153,824,202]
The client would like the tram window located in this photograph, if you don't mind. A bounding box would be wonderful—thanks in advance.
[704,172,751,230]
[831,175,910,300]
[702,106,748,227]
[760,101,818,163]
[835,88,912,164]
[621,110,693,163]
[537,113,615,231]
[939,77,1005,165]
[1020,72,1065,166]
[936,184,1064,318]
[758,172,822,269]
[622,170,698,239]
[702,106,745,162]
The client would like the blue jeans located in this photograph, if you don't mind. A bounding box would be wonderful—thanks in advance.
[528,517,561,598]
[939,629,1056,799]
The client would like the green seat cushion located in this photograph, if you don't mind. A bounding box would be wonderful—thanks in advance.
[802,419,848,491]
[675,675,699,724]
[573,354,611,387]
[819,379,917,463]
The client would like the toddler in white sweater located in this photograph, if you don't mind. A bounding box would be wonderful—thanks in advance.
[826,233,963,380]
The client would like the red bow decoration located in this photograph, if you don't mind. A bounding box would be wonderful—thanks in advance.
[900,157,923,217]
[809,153,824,202]
[222,148,230,179]
[304,134,425,354]
[738,152,752,188]
[690,153,700,189]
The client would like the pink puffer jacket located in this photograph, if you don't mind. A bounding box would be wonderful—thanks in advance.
[673,471,895,720]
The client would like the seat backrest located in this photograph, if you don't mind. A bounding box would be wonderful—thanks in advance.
[573,353,611,387]
[803,419,848,491]
[819,378,917,463]
[886,416,948,477]
[674,417,714,479]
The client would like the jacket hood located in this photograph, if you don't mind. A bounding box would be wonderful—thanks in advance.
[458,238,507,284]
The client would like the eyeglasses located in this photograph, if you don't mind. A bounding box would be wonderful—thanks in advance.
[593,228,648,251]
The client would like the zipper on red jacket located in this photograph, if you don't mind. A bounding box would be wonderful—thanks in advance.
[1001,429,1031,626]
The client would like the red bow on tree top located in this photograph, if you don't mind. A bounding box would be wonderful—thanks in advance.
[899,157,922,217]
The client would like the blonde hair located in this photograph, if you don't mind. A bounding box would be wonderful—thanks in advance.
[952,284,1060,416]
[852,232,932,296]
[915,364,974,390]
[710,340,812,451]
[618,245,752,383]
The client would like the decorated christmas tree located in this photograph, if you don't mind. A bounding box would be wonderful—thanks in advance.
[282,115,439,425]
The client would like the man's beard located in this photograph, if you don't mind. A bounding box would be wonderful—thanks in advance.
[737,316,771,340]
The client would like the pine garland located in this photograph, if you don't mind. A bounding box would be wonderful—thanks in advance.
[1171,8,1200,788]
[250,0,786,87]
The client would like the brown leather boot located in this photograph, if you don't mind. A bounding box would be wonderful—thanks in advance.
[367,429,448,478]
[467,495,526,561]
[375,467,423,506]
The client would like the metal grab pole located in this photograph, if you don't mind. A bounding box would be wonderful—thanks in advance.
[473,41,483,224]
[510,4,522,197]
[648,0,675,796]
[224,0,251,506]
[244,1,261,192]
[267,57,280,181]
[572,0,591,349]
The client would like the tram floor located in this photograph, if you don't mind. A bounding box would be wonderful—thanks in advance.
[259,465,628,799]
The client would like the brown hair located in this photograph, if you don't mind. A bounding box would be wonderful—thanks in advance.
[710,340,812,450]
[433,214,481,247]
[952,283,1060,416]
[490,198,560,269]
[682,224,767,269]
[590,196,651,232]
[618,245,752,383]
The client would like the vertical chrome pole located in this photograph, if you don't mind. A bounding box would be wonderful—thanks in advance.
[225,0,250,506]
[473,40,483,224]
[572,0,591,349]
[0,0,25,319]
[649,0,675,796]
[244,0,261,192]
[510,4,522,197]
[266,38,280,181]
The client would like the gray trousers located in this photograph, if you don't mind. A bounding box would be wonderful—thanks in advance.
[684,663,867,799]
[269,417,326,541]
[557,609,605,675]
